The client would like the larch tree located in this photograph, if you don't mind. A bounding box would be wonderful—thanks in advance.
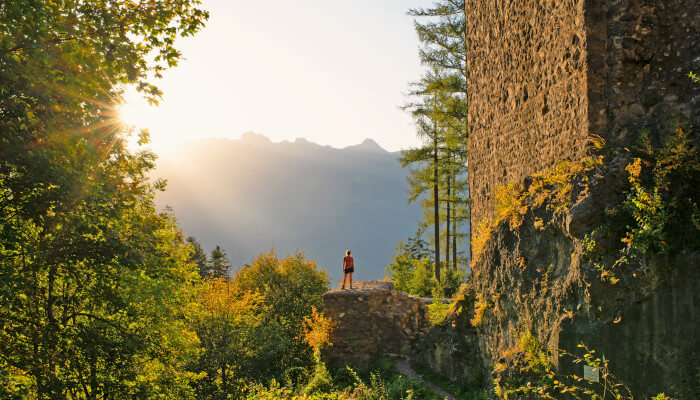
[402,0,469,273]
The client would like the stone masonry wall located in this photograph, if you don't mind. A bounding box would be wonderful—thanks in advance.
[587,0,700,143]
[322,281,447,370]
[466,0,700,228]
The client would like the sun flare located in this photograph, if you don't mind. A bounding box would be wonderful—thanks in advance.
[118,102,145,128]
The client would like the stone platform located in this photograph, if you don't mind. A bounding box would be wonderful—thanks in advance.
[322,281,447,370]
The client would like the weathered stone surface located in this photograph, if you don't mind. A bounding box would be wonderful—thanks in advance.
[565,195,598,238]
[458,0,698,397]
[322,281,441,370]
[466,0,700,229]
[558,254,699,398]
[469,166,699,398]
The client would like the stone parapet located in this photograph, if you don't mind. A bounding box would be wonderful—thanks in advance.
[321,281,447,370]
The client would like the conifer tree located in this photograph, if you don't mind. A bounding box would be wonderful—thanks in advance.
[402,0,469,273]
[400,91,445,280]
[187,236,210,278]
[209,245,231,279]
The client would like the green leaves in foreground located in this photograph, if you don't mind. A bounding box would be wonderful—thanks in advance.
[1,1,208,398]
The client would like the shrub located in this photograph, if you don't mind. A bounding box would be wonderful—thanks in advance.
[623,124,699,257]
[427,301,452,325]
[386,243,466,298]
[494,182,526,229]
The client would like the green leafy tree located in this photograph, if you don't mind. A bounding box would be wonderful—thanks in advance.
[386,242,465,298]
[190,278,265,400]
[234,250,330,384]
[0,0,208,398]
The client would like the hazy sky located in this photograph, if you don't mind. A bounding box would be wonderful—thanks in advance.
[120,0,434,154]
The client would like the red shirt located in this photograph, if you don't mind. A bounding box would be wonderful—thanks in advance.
[343,256,354,269]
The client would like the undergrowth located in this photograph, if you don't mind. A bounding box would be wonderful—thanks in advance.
[411,362,494,400]
[248,308,445,399]
[582,123,698,283]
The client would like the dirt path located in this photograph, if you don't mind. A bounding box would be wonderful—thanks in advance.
[395,358,457,400]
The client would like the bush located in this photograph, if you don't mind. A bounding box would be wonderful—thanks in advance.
[387,242,466,298]
[245,364,444,400]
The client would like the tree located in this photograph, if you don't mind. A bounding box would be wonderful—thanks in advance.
[187,236,210,277]
[400,112,442,280]
[208,245,231,279]
[186,250,329,398]
[190,279,264,400]
[233,250,330,384]
[0,1,208,398]
[401,0,470,274]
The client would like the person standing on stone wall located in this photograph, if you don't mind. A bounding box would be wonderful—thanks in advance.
[342,250,354,290]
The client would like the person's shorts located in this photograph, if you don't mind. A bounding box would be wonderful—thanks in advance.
[344,267,354,274]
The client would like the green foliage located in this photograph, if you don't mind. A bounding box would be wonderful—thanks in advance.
[208,245,231,279]
[427,300,452,325]
[518,331,552,376]
[582,124,699,284]
[494,183,526,229]
[245,363,445,400]
[187,250,330,398]
[236,251,330,381]
[688,71,700,83]
[412,362,494,400]
[186,237,232,279]
[0,0,208,398]
[187,236,210,277]
[623,124,699,257]
[402,0,470,279]
[189,279,265,399]
[387,242,466,298]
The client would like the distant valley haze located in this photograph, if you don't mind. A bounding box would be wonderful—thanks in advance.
[153,132,421,282]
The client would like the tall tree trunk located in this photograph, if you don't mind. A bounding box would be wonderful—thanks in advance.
[433,134,440,282]
[453,209,458,269]
[446,171,451,268]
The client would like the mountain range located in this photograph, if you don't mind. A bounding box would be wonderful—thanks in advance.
[153,132,420,282]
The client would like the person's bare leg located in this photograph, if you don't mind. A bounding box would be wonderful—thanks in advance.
[342,273,347,289]
[349,272,353,290]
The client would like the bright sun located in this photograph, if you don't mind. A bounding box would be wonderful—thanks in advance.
[118,102,144,128]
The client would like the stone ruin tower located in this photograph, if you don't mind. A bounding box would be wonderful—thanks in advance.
[465,0,699,228]
[462,1,698,396]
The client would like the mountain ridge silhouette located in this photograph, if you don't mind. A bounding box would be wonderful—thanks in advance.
[153,133,419,281]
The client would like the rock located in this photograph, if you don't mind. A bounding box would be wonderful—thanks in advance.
[629,103,645,116]
[566,195,599,238]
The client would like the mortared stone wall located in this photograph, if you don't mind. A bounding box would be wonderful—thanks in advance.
[466,0,699,228]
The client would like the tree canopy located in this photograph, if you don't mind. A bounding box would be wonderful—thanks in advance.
[0,1,208,398]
